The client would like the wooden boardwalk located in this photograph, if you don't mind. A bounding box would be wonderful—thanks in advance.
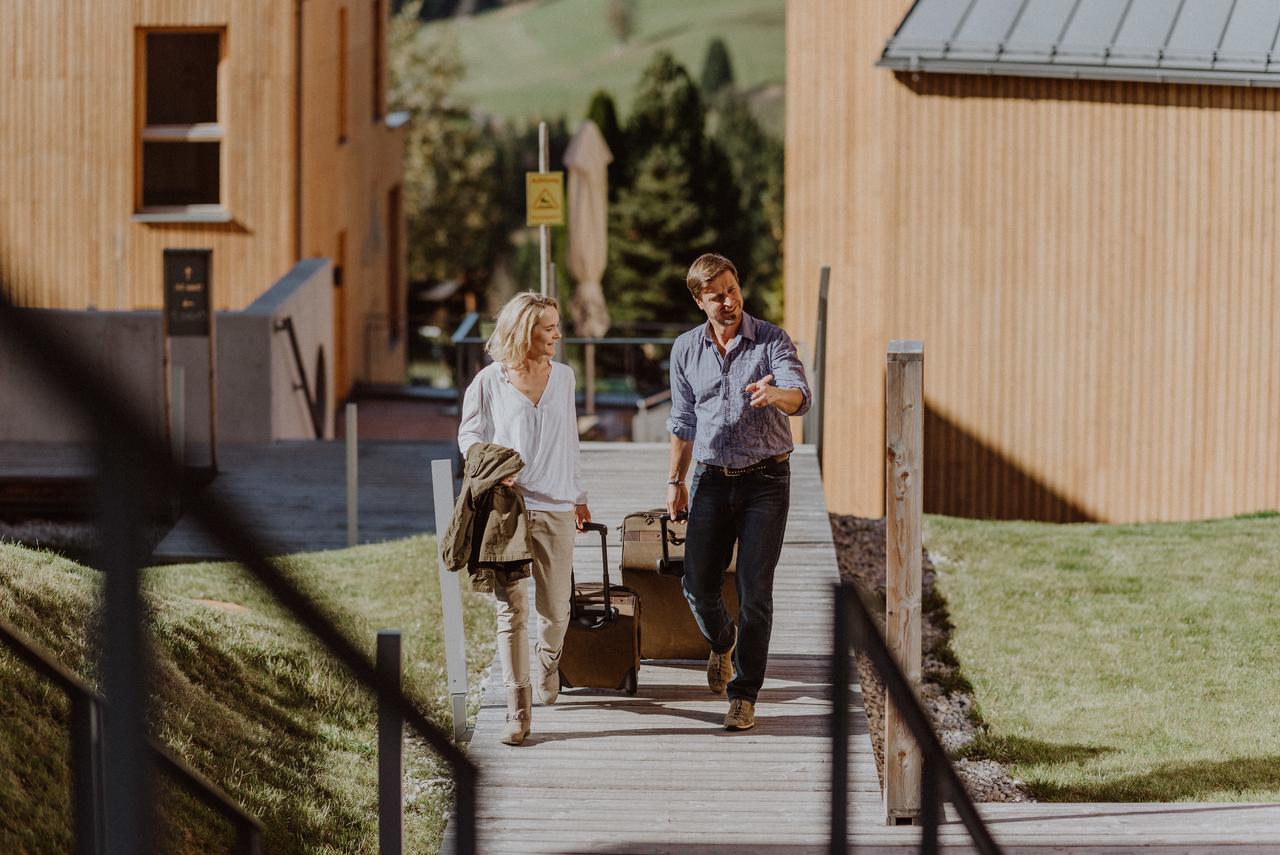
[450,443,881,852]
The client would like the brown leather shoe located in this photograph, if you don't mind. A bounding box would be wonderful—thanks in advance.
[724,698,755,731]
[500,686,531,745]
[707,624,737,696]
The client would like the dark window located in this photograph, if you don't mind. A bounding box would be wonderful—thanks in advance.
[387,184,403,344]
[142,142,220,207]
[145,33,219,125]
[138,30,223,212]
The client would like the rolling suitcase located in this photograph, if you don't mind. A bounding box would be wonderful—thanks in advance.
[619,510,739,660]
[558,521,642,696]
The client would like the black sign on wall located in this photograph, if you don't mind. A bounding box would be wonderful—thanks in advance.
[164,249,212,337]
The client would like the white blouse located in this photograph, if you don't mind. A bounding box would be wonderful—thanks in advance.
[457,361,587,512]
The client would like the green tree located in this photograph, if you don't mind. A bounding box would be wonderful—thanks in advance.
[700,37,735,97]
[585,89,626,198]
[711,92,784,322]
[605,52,748,326]
[389,3,506,289]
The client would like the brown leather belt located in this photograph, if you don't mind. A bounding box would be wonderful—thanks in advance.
[699,453,789,478]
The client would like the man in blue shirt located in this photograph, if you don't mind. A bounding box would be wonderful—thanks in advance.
[666,252,811,731]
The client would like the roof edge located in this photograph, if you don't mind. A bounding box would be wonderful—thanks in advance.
[876,57,1280,89]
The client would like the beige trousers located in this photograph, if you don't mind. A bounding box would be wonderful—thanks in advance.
[494,509,576,689]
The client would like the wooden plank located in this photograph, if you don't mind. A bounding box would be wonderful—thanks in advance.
[444,443,878,852]
[884,340,923,822]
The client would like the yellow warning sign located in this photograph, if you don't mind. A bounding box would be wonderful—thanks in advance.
[526,171,565,226]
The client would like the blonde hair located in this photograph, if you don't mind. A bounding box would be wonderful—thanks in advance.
[686,253,739,300]
[486,291,559,366]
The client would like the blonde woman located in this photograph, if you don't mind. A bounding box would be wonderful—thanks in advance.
[458,291,591,746]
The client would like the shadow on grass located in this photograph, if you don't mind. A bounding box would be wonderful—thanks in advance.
[1032,756,1280,802]
[960,734,1114,768]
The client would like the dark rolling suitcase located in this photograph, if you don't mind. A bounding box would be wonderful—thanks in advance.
[559,522,642,696]
[619,510,739,661]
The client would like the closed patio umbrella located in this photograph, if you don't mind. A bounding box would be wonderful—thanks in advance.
[563,120,613,414]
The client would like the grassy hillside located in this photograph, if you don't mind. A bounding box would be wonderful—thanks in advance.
[927,511,1280,801]
[420,0,786,133]
[0,538,494,852]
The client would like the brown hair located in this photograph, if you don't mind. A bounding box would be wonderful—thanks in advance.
[686,252,738,300]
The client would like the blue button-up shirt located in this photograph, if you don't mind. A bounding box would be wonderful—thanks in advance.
[666,313,812,469]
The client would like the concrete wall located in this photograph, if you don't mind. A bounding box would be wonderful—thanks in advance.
[1,259,334,446]
[0,310,166,442]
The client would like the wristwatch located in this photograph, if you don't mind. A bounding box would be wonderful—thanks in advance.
[667,479,684,486]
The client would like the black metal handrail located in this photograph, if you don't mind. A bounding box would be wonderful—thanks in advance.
[274,316,324,439]
[0,617,264,854]
[0,286,476,854]
[831,581,1003,854]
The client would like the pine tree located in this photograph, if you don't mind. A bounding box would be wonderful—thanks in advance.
[585,90,626,197]
[712,92,784,322]
[700,37,735,97]
[389,2,505,287]
[604,52,748,326]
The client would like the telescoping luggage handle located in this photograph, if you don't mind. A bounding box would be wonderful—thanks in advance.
[657,512,687,577]
[571,522,615,627]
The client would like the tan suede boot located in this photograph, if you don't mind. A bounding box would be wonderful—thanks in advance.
[535,645,561,706]
[500,686,532,746]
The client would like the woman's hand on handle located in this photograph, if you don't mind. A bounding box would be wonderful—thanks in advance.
[574,503,592,531]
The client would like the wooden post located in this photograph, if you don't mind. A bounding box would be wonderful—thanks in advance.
[170,366,185,468]
[884,339,923,824]
[814,266,830,474]
[346,403,358,547]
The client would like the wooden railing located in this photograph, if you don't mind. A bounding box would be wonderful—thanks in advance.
[830,338,1003,852]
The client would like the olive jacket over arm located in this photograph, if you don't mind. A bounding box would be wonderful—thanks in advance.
[442,442,535,593]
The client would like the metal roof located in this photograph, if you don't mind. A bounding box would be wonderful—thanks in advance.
[878,0,1280,87]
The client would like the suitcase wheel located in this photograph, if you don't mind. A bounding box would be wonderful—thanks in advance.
[622,668,638,696]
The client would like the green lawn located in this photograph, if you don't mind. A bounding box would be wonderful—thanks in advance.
[0,537,494,852]
[925,512,1280,802]
[421,0,786,133]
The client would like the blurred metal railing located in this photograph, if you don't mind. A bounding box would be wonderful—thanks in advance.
[831,581,1003,853]
[0,617,264,854]
[0,286,476,854]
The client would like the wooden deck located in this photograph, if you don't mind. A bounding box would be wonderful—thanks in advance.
[449,443,881,852]
[151,440,456,563]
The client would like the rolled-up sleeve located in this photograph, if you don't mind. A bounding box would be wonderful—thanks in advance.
[769,331,812,417]
[665,338,698,440]
[457,376,491,457]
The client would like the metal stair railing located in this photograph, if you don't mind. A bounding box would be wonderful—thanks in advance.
[831,581,1004,854]
[0,618,264,854]
[0,284,476,854]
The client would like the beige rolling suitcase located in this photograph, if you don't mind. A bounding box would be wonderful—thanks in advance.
[619,510,738,660]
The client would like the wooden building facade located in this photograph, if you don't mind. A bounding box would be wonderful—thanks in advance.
[0,0,407,397]
[786,0,1280,523]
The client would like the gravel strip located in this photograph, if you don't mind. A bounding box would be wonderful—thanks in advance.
[829,514,1033,803]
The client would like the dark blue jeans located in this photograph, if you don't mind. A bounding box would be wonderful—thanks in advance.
[682,457,790,703]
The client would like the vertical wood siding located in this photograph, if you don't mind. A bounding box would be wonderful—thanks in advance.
[786,0,1280,523]
[301,0,407,391]
[0,0,405,392]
